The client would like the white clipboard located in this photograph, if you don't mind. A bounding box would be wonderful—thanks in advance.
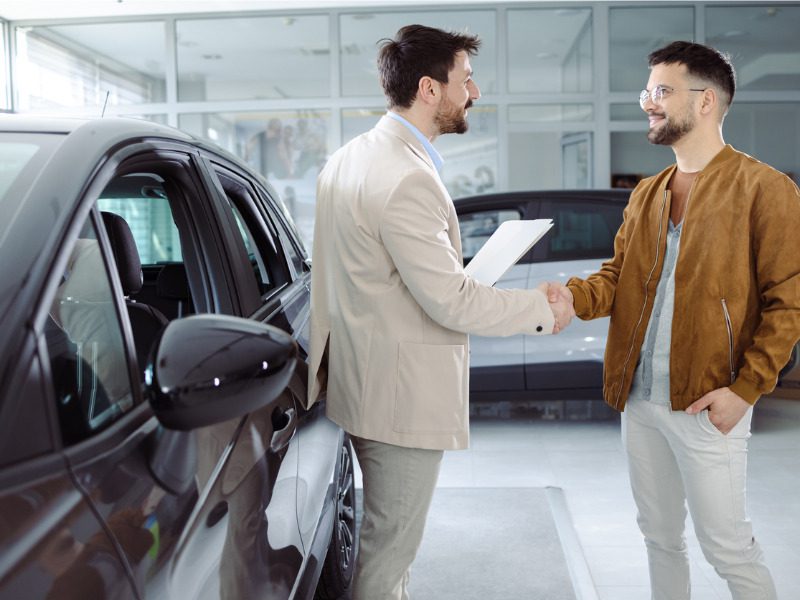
[464,219,554,286]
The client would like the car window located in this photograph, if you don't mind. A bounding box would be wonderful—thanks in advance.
[47,214,135,445]
[270,206,306,279]
[228,198,274,293]
[213,170,291,304]
[0,133,63,204]
[97,181,182,264]
[458,209,522,262]
[545,201,623,261]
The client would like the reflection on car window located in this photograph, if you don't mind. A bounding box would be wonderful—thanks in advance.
[547,202,623,261]
[47,215,134,444]
[0,133,63,204]
[458,209,521,261]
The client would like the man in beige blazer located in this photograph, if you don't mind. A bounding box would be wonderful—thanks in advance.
[308,25,574,599]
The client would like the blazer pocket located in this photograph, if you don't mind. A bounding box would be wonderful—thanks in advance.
[393,342,466,434]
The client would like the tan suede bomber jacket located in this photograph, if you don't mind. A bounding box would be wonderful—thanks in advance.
[567,145,800,412]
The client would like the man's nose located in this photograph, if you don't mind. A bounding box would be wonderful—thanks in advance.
[469,80,481,100]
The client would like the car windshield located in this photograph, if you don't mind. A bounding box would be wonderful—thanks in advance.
[0,132,64,205]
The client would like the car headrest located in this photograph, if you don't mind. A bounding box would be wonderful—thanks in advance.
[100,211,143,295]
[157,263,190,300]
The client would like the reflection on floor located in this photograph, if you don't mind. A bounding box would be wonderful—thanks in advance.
[354,396,800,599]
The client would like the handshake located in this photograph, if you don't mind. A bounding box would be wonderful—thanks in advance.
[537,281,575,334]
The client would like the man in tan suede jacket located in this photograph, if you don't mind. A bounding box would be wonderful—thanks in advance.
[552,42,800,599]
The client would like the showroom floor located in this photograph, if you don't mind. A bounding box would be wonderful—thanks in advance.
[353,396,800,599]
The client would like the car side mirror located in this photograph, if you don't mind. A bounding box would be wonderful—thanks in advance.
[146,314,297,430]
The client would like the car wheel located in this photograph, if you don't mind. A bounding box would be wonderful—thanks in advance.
[315,436,356,599]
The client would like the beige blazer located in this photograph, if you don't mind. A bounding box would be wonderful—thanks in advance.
[308,115,554,450]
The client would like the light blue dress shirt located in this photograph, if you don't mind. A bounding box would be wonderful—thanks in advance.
[386,111,444,173]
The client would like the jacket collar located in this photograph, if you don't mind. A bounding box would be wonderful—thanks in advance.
[375,114,437,172]
[656,144,737,196]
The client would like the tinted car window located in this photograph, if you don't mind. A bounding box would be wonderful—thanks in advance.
[97,186,182,264]
[546,201,623,261]
[458,209,522,262]
[47,214,135,444]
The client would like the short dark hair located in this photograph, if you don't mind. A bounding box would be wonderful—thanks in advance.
[377,24,480,109]
[648,41,736,109]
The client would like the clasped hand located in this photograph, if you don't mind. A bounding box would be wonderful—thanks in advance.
[536,281,576,334]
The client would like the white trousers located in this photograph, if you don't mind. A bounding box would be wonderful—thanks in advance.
[351,436,443,600]
[622,396,776,600]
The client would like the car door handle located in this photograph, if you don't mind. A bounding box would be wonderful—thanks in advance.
[270,407,296,453]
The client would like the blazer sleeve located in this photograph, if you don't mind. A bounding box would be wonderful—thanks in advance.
[378,169,554,337]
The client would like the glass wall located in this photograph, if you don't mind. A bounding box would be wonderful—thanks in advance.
[179,109,331,247]
[706,4,800,92]
[176,15,330,101]
[14,21,166,111]
[1,19,9,111]
[7,3,800,239]
[608,6,694,92]
[340,11,497,96]
[507,8,592,94]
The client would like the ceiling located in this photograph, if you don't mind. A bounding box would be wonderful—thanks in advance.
[0,0,542,22]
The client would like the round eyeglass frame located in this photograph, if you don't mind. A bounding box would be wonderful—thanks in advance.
[639,85,706,109]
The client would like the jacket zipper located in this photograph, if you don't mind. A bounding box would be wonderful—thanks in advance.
[721,298,736,384]
[613,189,669,409]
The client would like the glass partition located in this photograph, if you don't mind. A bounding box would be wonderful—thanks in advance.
[726,103,799,184]
[707,4,800,91]
[1,20,9,111]
[609,6,694,92]
[177,15,330,101]
[14,21,166,111]
[179,110,331,246]
[340,11,497,97]
[507,8,592,93]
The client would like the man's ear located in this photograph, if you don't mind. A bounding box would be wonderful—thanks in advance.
[699,87,717,115]
[417,76,442,106]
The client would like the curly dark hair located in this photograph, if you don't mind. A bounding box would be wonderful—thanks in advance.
[377,24,480,109]
[648,41,736,109]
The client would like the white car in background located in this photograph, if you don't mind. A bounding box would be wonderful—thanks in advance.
[455,189,800,405]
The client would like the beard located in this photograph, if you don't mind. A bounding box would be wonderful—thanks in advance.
[647,110,695,145]
[435,98,472,135]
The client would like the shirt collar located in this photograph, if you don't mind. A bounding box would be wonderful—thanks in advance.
[386,111,444,173]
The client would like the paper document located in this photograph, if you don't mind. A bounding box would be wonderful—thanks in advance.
[464,219,554,286]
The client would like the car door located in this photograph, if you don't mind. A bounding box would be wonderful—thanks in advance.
[199,158,314,597]
[201,154,346,597]
[0,210,139,600]
[457,200,531,393]
[37,140,300,600]
[525,195,624,396]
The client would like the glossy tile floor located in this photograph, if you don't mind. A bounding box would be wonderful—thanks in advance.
[354,396,800,599]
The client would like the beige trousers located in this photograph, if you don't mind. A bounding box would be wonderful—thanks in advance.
[351,436,443,600]
[623,395,776,600]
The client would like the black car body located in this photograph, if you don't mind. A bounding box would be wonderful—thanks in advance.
[0,116,355,599]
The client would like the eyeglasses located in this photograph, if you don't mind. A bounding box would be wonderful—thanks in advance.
[639,85,706,109]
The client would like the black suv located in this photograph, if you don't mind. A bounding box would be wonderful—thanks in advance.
[0,116,354,600]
